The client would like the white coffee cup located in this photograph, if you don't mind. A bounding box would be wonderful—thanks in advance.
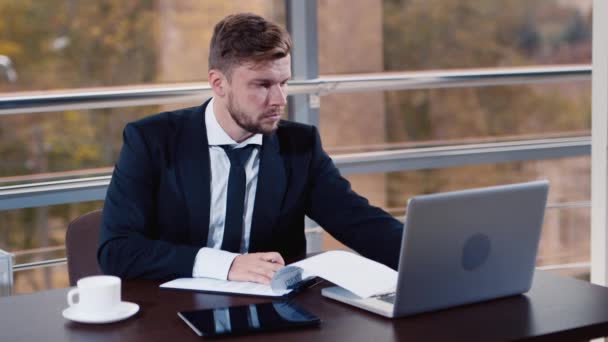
[67,275,121,315]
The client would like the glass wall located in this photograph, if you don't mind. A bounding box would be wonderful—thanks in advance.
[318,0,591,151]
[321,156,591,279]
[0,0,594,292]
[0,0,284,294]
[0,0,285,92]
[316,0,591,277]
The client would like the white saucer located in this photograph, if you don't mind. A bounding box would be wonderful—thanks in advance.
[62,302,139,324]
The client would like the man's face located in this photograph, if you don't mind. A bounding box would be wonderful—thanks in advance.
[224,55,291,135]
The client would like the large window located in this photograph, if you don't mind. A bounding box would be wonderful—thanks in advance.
[0,1,285,92]
[0,0,284,294]
[317,0,592,279]
[0,0,594,293]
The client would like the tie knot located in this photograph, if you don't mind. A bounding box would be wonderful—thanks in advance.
[221,145,254,166]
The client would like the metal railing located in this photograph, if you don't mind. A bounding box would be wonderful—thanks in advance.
[0,135,591,211]
[0,64,590,115]
[0,65,593,211]
[0,64,593,283]
[537,262,590,272]
[13,258,65,272]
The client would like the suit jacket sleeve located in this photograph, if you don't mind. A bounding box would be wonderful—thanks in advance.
[98,122,199,279]
[305,126,404,270]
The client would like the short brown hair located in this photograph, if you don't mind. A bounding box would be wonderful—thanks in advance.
[209,13,292,78]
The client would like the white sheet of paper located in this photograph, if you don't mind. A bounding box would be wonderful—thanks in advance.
[160,251,396,299]
[160,277,291,297]
[291,250,397,298]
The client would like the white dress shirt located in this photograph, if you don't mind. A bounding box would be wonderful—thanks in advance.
[192,98,262,280]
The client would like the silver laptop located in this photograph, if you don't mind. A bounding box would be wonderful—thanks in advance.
[322,180,549,318]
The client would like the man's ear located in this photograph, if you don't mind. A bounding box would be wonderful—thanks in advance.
[209,69,227,97]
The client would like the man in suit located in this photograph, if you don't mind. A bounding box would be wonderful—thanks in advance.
[98,13,403,284]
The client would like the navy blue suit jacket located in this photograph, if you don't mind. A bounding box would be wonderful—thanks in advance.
[98,100,403,280]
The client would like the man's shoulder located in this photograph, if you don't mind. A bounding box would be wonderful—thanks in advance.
[128,104,204,132]
[273,120,323,156]
[275,120,316,140]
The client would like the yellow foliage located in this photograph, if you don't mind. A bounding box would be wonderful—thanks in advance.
[0,41,22,58]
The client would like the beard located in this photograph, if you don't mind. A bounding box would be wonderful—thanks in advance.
[227,92,281,135]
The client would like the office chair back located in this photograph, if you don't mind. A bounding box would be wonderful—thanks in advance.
[65,209,103,286]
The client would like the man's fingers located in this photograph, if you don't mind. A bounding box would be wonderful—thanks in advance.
[227,252,287,285]
[230,272,271,284]
[272,253,285,265]
[261,252,285,265]
[254,265,278,279]
[247,272,271,285]
[258,260,283,272]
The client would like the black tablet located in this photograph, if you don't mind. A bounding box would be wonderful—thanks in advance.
[177,301,321,337]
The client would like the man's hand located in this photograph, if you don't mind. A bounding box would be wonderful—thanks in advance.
[227,252,285,285]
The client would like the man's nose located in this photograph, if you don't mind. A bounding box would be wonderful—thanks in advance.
[269,84,287,106]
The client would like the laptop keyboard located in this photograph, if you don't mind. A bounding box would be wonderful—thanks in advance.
[374,292,396,304]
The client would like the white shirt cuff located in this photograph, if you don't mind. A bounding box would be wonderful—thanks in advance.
[192,247,239,280]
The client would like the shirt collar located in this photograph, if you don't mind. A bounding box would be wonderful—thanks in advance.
[204,97,263,147]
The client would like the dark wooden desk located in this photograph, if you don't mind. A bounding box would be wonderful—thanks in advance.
[3,270,608,341]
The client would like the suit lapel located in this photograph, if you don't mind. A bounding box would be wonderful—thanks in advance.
[177,104,211,247]
[249,132,287,252]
